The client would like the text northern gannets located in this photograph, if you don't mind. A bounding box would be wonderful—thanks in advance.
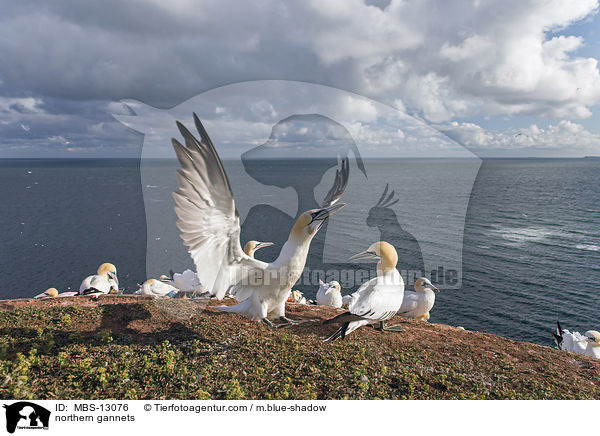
[79,263,119,295]
[171,114,347,326]
[324,241,405,341]
[316,280,343,308]
[397,277,439,321]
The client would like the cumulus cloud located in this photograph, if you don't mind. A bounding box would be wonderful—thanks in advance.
[437,119,600,156]
[1,0,599,120]
[1,0,600,156]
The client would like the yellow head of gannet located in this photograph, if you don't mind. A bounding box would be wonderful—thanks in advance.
[585,330,600,344]
[289,203,346,244]
[349,241,398,273]
[414,277,439,293]
[97,263,117,280]
[243,240,275,258]
[45,288,59,298]
[159,274,172,282]
[33,287,59,299]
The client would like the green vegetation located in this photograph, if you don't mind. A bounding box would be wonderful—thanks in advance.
[0,298,598,400]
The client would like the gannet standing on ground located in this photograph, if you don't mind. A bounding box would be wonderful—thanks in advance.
[316,280,343,308]
[323,241,405,341]
[171,114,348,326]
[78,263,119,295]
[397,277,439,321]
[553,322,600,358]
[136,278,178,297]
[243,241,274,258]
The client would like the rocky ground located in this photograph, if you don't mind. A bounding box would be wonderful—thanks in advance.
[0,295,598,399]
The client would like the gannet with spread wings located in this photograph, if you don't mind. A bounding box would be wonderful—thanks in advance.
[171,114,348,326]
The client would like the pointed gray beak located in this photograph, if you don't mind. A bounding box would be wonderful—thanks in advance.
[311,202,346,223]
[427,283,440,293]
[349,249,379,262]
[255,242,274,251]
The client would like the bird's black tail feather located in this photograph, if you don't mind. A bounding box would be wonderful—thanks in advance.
[323,311,364,325]
[324,322,350,342]
[553,321,564,349]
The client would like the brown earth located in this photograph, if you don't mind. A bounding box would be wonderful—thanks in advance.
[0,295,598,399]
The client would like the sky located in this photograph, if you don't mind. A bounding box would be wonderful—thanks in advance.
[1,0,600,158]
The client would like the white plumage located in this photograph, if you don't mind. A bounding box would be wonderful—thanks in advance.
[553,322,600,359]
[136,278,179,297]
[171,269,206,295]
[324,241,405,341]
[171,114,348,326]
[316,280,343,308]
[397,277,439,321]
[79,263,119,295]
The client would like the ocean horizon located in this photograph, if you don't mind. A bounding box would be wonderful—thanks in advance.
[1,157,598,347]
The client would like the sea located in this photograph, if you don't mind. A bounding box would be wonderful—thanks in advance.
[1,157,599,346]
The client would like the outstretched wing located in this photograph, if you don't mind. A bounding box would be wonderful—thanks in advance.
[321,157,349,207]
[171,113,266,299]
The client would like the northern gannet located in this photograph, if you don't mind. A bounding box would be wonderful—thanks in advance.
[79,263,119,295]
[316,280,343,308]
[168,269,208,297]
[553,322,600,358]
[584,331,600,359]
[171,114,347,326]
[397,277,439,321]
[136,278,178,297]
[34,288,79,298]
[33,288,59,299]
[243,240,274,258]
[324,241,405,341]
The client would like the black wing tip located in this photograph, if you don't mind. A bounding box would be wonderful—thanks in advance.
[323,311,350,325]
[552,332,562,349]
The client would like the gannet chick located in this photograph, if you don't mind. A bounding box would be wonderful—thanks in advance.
[79,263,119,295]
[316,280,343,308]
[584,331,600,359]
[136,278,178,297]
[397,277,439,321]
[243,241,274,259]
[171,114,348,326]
[33,288,59,299]
[323,241,405,341]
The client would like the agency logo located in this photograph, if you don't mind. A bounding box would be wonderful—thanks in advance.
[3,402,50,434]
